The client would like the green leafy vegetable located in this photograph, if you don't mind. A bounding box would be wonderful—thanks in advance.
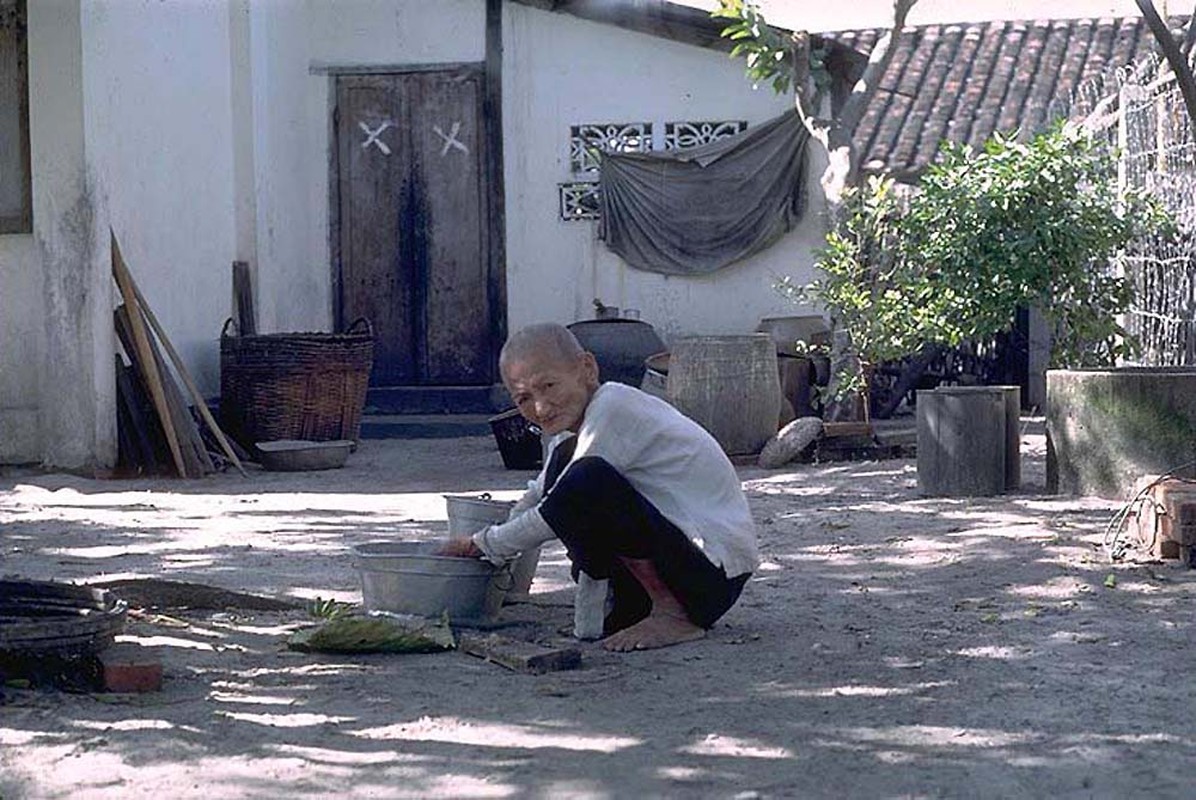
[289,613,455,654]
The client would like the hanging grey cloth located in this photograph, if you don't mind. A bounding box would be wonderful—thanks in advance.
[598,110,809,276]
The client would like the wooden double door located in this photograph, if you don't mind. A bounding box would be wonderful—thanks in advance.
[335,67,501,387]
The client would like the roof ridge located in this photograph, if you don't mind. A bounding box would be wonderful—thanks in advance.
[819,13,1189,42]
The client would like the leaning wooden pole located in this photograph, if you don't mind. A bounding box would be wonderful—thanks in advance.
[130,277,248,477]
[111,231,187,478]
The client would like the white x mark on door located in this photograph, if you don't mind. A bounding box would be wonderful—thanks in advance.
[360,121,393,155]
[433,122,469,157]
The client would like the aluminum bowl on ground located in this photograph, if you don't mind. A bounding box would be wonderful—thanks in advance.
[256,439,353,471]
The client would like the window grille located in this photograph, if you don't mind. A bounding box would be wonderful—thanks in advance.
[663,120,747,150]
[569,122,652,174]
[559,182,601,221]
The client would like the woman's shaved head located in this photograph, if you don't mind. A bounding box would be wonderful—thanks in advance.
[499,323,586,373]
[499,324,599,434]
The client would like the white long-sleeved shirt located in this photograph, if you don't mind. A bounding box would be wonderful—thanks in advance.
[472,382,760,578]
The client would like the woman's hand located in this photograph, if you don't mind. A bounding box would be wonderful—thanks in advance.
[436,537,483,558]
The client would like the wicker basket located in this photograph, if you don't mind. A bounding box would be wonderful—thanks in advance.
[220,318,374,449]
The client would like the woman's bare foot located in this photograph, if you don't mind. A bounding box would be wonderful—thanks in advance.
[602,611,706,652]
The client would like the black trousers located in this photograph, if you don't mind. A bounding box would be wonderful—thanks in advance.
[538,454,750,634]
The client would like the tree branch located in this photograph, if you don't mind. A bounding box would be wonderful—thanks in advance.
[1137,0,1196,133]
[792,30,812,113]
[1184,2,1196,55]
[835,0,915,133]
[815,0,916,202]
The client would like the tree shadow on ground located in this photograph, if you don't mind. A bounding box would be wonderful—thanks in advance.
[0,437,534,498]
[4,435,1196,797]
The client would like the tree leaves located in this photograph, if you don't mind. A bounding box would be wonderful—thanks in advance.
[904,123,1170,368]
[712,0,797,94]
[788,124,1174,390]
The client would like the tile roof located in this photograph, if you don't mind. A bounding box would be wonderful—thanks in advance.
[825,17,1168,181]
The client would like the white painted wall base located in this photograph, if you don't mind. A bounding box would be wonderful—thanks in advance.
[0,233,42,464]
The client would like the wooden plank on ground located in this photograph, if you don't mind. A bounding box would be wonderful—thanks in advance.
[115,306,175,474]
[144,320,211,477]
[118,302,208,478]
[821,421,874,439]
[132,275,247,477]
[458,634,582,675]
[111,232,187,477]
[90,578,301,611]
[113,353,163,474]
[112,228,245,477]
[132,276,246,473]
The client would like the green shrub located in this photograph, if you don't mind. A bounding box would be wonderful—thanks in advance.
[789,123,1172,404]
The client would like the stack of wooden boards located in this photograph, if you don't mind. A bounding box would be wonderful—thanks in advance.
[112,231,246,478]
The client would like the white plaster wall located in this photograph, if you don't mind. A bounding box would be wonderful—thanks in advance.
[81,0,236,397]
[256,0,820,355]
[307,0,484,68]
[503,5,827,342]
[246,1,325,334]
[0,0,495,465]
[24,0,115,469]
[0,234,42,462]
[0,13,42,462]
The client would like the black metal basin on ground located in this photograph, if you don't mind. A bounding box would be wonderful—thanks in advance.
[0,580,127,690]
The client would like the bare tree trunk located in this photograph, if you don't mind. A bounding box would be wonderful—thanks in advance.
[809,0,917,420]
[1137,0,1196,133]
[791,30,812,112]
[719,0,918,419]
[805,0,916,206]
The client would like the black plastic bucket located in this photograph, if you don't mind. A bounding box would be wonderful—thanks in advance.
[488,408,542,470]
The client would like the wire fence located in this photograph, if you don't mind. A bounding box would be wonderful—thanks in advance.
[1051,52,1196,365]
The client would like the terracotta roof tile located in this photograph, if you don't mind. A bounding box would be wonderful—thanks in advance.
[824,16,1180,180]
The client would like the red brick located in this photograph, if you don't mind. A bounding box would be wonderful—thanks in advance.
[97,644,162,693]
[1131,477,1196,560]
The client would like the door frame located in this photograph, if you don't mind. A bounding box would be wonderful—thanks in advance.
[327,58,507,387]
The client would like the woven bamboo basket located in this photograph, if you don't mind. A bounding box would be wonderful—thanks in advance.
[220,317,374,449]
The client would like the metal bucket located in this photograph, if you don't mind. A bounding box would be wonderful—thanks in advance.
[352,541,508,622]
[444,493,516,536]
[640,351,670,403]
[444,493,540,596]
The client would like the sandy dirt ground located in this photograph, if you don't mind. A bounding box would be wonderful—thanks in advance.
[2,423,1196,799]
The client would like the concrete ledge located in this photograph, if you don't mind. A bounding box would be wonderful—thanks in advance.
[1047,368,1196,498]
[365,385,511,415]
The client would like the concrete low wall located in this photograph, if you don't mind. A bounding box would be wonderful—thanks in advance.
[1046,368,1196,498]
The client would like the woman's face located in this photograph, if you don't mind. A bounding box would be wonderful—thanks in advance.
[502,351,600,436]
